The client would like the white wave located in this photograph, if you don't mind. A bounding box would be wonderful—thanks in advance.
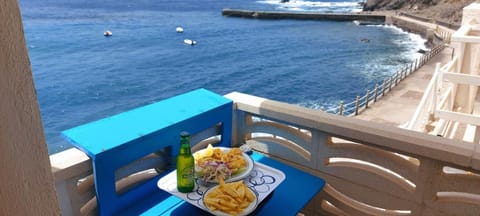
[257,0,363,12]
[297,99,338,111]
[350,8,363,13]
[284,7,307,11]
[367,24,427,60]
[278,5,307,11]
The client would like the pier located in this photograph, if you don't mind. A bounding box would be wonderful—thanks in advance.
[222,9,386,23]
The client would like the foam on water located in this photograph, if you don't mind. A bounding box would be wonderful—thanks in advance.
[257,0,363,12]
[296,24,428,112]
[368,24,428,60]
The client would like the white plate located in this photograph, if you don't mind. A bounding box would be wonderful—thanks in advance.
[202,184,258,216]
[193,147,254,183]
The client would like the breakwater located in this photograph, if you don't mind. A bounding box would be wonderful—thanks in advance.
[222,9,386,23]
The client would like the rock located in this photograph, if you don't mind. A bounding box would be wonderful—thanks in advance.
[362,0,476,26]
[363,0,381,11]
[361,38,370,43]
[418,48,428,54]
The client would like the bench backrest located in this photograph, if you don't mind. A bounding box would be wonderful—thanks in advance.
[62,88,233,215]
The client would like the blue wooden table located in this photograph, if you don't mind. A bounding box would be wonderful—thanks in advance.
[158,151,325,216]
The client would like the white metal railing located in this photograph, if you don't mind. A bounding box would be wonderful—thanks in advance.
[406,63,441,131]
[408,38,480,136]
[407,55,461,132]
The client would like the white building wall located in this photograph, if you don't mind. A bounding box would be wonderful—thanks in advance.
[462,2,480,25]
[0,0,60,215]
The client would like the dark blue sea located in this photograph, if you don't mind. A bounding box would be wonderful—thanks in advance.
[19,0,426,154]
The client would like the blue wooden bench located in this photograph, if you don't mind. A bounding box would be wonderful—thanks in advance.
[62,88,233,216]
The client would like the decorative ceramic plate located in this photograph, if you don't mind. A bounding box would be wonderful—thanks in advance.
[202,184,258,216]
[193,146,254,183]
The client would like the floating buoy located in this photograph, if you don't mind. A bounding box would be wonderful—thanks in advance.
[176,27,184,33]
[104,30,112,37]
[184,39,197,46]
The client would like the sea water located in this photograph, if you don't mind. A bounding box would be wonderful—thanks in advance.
[18,0,427,154]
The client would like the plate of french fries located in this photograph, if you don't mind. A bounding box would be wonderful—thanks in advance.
[203,178,258,216]
[194,145,254,183]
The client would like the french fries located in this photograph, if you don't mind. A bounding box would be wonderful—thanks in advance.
[204,178,256,215]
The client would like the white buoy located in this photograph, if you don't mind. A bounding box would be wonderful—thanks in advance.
[176,27,184,33]
[184,39,197,46]
[104,30,112,37]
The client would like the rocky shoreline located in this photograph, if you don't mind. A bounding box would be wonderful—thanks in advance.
[363,0,477,27]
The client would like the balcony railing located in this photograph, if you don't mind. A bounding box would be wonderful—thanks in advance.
[51,92,480,216]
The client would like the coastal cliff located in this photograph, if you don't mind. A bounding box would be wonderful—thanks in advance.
[363,0,477,25]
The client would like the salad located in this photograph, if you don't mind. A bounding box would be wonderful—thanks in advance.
[194,145,247,182]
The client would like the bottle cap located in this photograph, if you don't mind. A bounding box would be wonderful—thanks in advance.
[180,131,190,137]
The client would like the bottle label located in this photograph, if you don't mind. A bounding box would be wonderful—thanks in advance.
[178,166,194,185]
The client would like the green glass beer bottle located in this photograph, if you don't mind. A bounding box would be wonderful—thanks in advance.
[176,131,195,193]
